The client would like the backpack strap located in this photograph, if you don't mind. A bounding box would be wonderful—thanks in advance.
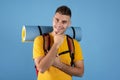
[58,35,75,66]
[43,33,51,54]
[66,35,75,66]
[38,26,42,35]
[35,66,38,76]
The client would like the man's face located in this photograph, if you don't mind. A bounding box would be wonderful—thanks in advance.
[53,12,71,35]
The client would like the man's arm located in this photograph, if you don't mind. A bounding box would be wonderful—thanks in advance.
[34,34,64,73]
[34,43,58,73]
[53,56,84,77]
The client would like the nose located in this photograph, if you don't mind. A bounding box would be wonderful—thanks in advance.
[57,21,62,27]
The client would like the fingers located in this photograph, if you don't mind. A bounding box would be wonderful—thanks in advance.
[56,54,59,57]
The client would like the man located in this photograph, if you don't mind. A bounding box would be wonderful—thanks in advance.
[33,5,84,80]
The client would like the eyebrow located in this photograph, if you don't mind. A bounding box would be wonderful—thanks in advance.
[55,17,68,22]
[55,18,59,21]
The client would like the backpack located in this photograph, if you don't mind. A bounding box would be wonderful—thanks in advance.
[35,33,75,76]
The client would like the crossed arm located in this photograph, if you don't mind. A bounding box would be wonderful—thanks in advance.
[34,34,84,77]
[52,56,84,77]
[34,43,84,77]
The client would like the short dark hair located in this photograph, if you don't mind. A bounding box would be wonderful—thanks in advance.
[55,5,71,18]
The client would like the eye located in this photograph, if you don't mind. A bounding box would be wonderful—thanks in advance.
[56,18,59,22]
[62,21,67,24]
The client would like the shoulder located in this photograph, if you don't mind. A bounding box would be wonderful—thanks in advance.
[34,35,43,41]
[34,35,43,45]
[73,39,79,44]
[72,39,82,49]
[66,35,79,44]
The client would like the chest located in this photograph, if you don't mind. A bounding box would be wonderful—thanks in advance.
[50,38,72,65]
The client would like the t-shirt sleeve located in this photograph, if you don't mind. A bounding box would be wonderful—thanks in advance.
[73,40,84,62]
[33,36,45,59]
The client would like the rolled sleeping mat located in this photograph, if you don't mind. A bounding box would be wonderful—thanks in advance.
[22,25,82,42]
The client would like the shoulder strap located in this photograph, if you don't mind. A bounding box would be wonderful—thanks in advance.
[43,33,50,54]
[66,35,75,66]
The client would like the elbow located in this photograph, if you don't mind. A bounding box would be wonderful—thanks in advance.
[74,71,84,77]
[76,72,84,77]
[39,68,45,73]
[78,73,84,77]
[79,71,84,77]
[38,66,47,73]
[36,62,50,73]
[77,69,84,77]
[35,66,45,73]
[36,65,46,73]
[78,66,84,77]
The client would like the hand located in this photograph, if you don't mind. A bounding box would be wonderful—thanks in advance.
[54,34,64,48]
[52,54,62,68]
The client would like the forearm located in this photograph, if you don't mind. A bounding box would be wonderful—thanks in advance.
[54,62,84,77]
[38,43,58,73]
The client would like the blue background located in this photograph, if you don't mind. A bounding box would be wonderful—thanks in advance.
[0,0,120,80]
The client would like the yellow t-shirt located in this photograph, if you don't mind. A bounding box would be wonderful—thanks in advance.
[33,33,83,80]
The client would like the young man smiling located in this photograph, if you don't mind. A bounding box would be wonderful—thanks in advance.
[33,5,84,80]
